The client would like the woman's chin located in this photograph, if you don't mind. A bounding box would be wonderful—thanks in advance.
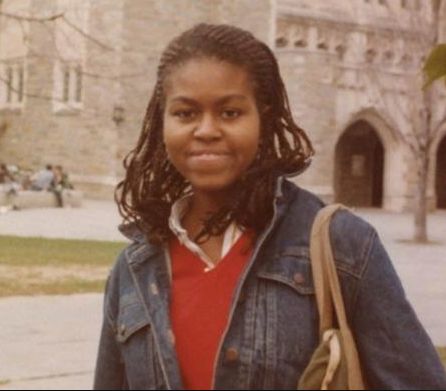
[189,176,237,195]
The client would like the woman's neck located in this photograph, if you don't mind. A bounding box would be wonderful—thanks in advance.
[181,190,229,239]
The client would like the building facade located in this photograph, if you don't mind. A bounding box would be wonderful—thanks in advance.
[0,0,445,210]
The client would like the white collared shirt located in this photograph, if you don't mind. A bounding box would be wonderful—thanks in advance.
[168,195,243,272]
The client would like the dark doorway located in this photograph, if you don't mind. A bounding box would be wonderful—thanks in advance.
[436,136,446,209]
[335,121,384,207]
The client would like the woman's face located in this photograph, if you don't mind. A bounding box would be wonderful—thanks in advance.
[163,57,261,196]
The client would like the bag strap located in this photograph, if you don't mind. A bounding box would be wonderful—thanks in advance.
[310,204,365,389]
[310,204,344,335]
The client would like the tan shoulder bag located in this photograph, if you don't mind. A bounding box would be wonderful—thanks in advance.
[298,204,365,390]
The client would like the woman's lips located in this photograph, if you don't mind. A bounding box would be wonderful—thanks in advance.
[187,151,232,165]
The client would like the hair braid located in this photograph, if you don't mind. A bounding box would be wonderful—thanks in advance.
[116,23,314,245]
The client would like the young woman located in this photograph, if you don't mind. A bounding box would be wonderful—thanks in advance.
[94,24,446,390]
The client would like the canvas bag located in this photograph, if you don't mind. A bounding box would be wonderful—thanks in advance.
[298,204,365,390]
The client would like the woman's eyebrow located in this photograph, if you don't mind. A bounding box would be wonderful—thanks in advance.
[216,94,249,105]
[168,94,249,105]
[168,96,197,105]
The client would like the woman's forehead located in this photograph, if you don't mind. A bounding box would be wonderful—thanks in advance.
[163,57,255,97]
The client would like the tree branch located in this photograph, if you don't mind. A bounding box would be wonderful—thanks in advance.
[60,16,114,52]
[0,10,114,52]
[0,10,64,22]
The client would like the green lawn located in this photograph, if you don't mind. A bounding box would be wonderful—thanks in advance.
[0,235,127,267]
[0,235,127,296]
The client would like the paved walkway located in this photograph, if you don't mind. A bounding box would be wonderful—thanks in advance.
[0,201,445,389]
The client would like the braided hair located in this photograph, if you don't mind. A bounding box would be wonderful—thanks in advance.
[116,23,314,244]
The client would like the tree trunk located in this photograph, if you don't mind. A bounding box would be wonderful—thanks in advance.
[413,155,429,243]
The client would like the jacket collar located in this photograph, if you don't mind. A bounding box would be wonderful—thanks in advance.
[118,221,146,243]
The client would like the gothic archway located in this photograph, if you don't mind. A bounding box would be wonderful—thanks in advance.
[436,135,446,209]
[335,121,384,207]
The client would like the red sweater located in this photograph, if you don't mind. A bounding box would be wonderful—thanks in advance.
[169,232,253,390]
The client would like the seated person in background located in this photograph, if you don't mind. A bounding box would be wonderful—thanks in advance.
[30,164,54,191]
[51,165,74,207]
[0,163,13,184]
[52,165,73,190]
[0,163,21,195]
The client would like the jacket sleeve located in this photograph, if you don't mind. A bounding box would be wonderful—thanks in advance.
[352,230,446,389]
[93,270,127,390]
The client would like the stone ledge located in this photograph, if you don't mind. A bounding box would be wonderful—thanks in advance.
[0,190,83,209]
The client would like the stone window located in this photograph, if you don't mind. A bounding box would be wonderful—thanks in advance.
[54,62,83,111]
[293,25,308,49]
[335,43,347,60]
[316,28,329,51]
[62,68,70,102]
[332,29,348,61]
[365,48,377,64]
[275,36,288,48]
[383,50,394,64]
[294,38,307,48]
[1,61,25,108]
[317,41,329,51]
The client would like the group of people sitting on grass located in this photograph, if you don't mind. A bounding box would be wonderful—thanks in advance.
[0,163,74,207]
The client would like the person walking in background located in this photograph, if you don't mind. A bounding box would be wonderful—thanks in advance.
[94,24,446,390]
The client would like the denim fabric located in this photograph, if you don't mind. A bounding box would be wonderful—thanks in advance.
[94,179,446,390]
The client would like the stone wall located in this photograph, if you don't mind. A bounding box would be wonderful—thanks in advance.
[0,0,273,199]
[437,136,446,208]
[0,0,444,210]
[275,0,441,211]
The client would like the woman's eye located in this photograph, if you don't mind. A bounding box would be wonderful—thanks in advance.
[221,109,241,119]
[173,110,196,120]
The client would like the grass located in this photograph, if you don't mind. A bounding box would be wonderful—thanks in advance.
[0,379,10,386]
[0,235,127,297]
[0,276,106,296]
[0,235,127,267]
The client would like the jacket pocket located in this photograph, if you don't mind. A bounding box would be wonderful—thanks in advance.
[257,245,315,295]
[116,295,151,343]
[115,296,160,389]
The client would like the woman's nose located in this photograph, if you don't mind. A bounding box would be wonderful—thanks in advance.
[193,114,222,140]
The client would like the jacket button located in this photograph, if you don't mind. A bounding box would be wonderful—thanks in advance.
[224,347,239,363]
[119,324,126,335]
[293,272,305,285]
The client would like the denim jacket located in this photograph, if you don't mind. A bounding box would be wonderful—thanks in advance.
[94,179,446,390]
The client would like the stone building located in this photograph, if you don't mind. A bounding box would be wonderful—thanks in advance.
[0,0,445,210]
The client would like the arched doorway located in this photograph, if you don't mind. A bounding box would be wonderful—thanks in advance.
[436,136,446,209]
[335,121,384,207]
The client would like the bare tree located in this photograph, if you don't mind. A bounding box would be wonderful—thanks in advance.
[360,0,445,242]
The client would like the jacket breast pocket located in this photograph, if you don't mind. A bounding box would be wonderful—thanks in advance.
[257,245,315,296]
[116,295,160,389]
[116,300,151,344]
